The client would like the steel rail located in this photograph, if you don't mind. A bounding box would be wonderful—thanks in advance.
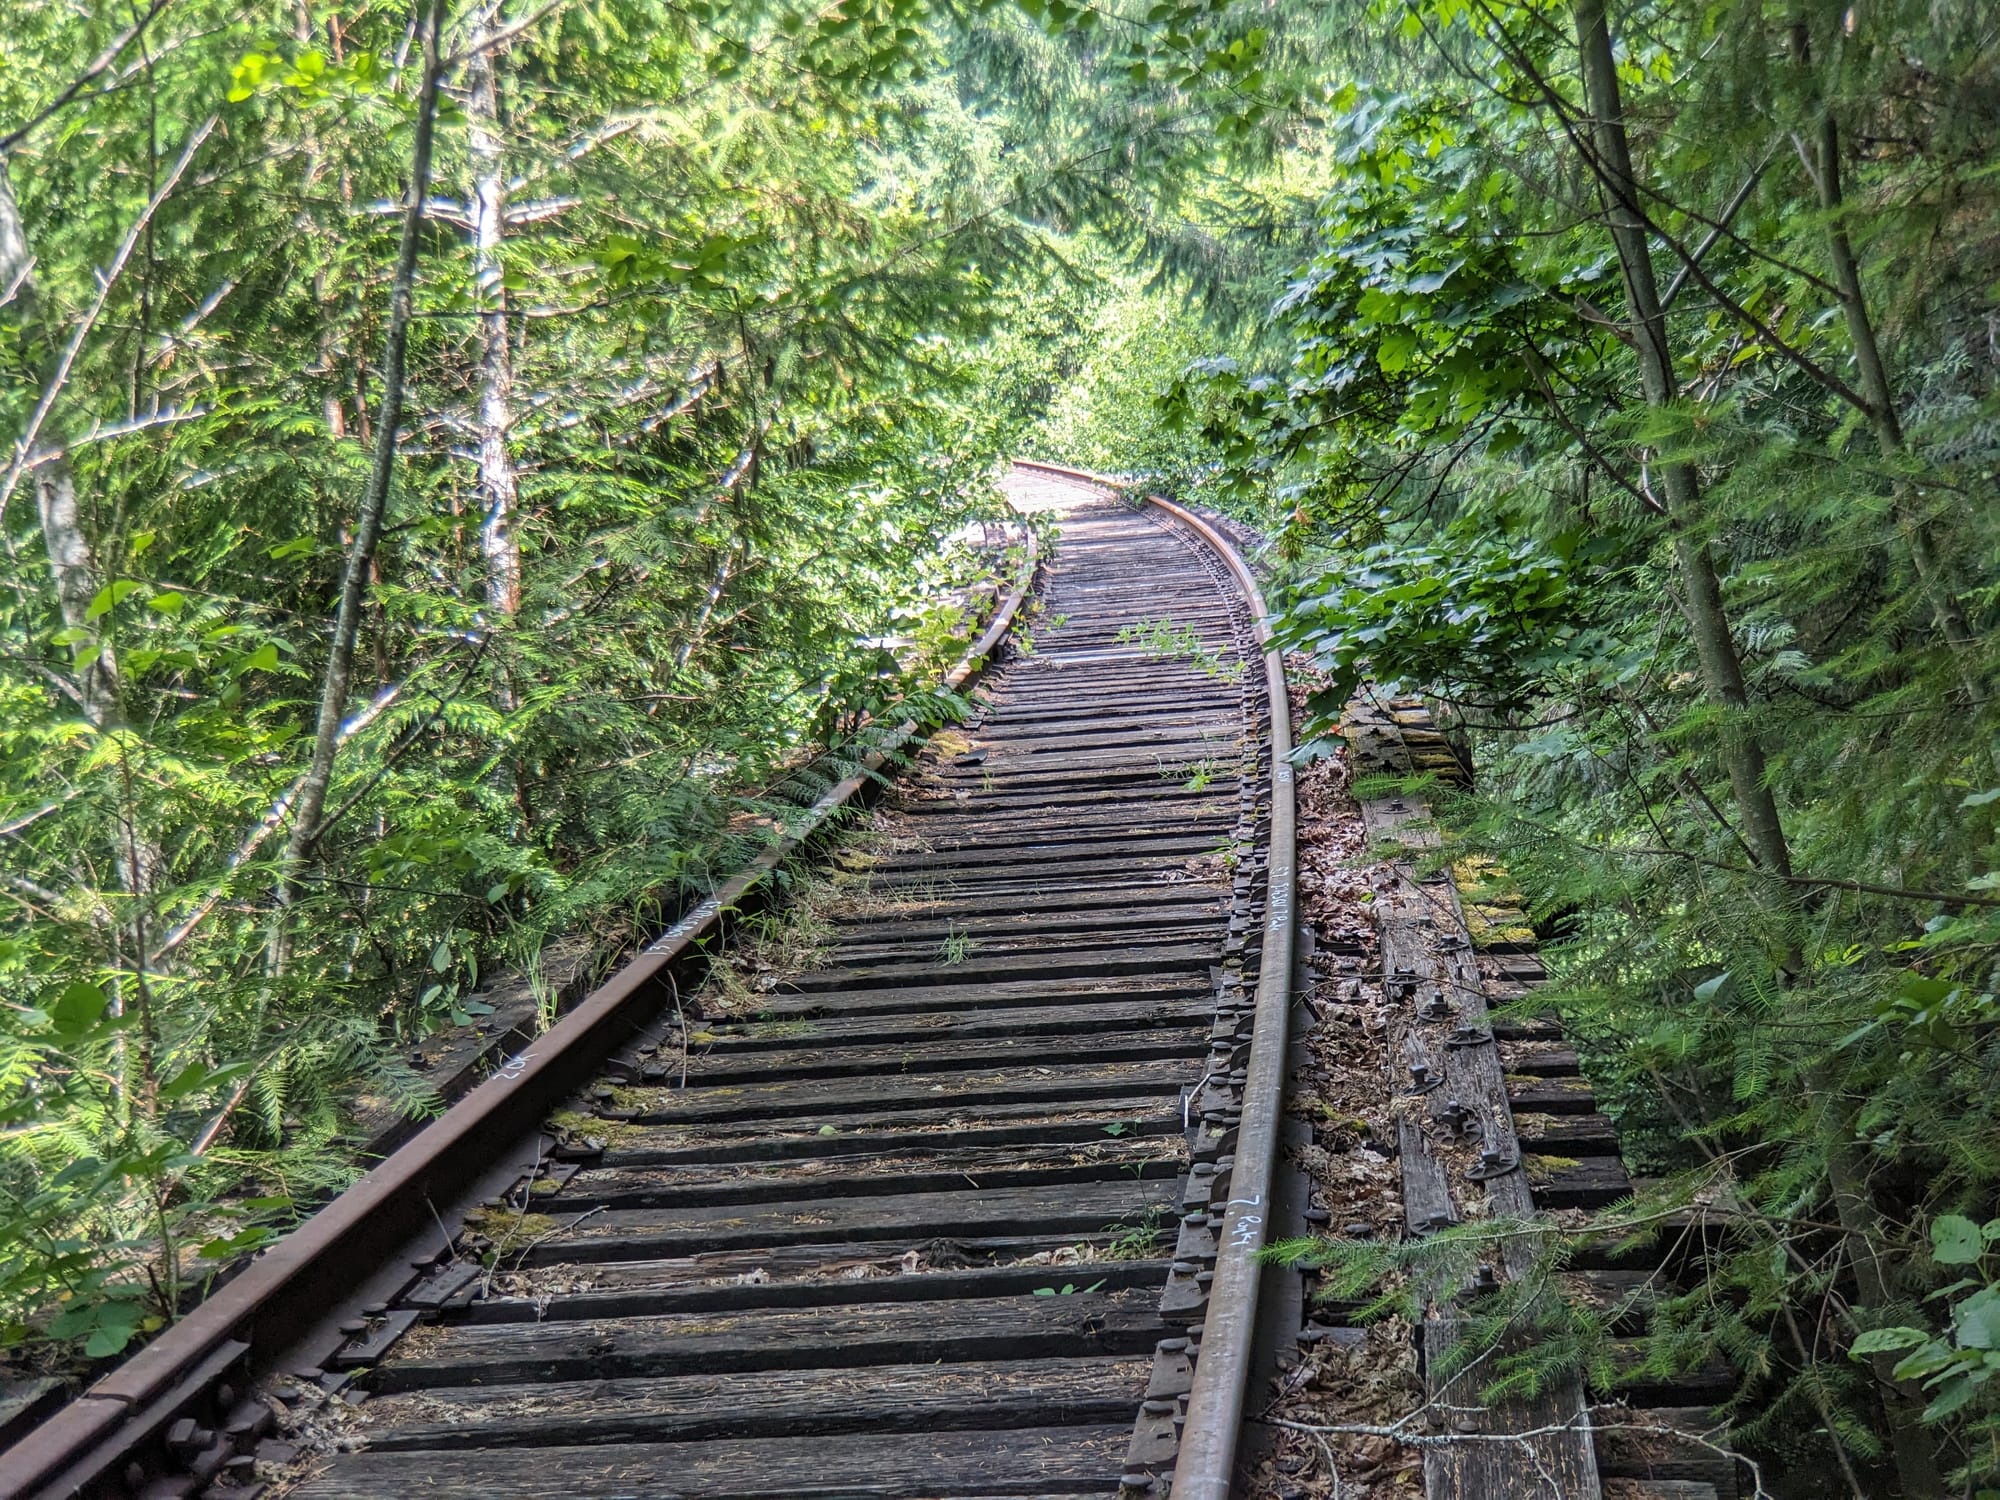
[5,524,1039,1500]
[1010,459,1297,1500]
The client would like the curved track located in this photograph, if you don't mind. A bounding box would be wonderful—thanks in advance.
[10,466,1291,1500]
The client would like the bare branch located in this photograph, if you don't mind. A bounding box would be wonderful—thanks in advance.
[20,403,215,468]
[441,0,567,67]
[1659,153,1773,312]
[148,681,407,966]
[0,0,177,156]
[0,113,219,528]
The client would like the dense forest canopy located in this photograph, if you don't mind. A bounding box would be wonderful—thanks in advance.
[6,0,2000,1491]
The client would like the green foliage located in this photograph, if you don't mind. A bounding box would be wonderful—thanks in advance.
[0,0,1088,1371]
[9,0,2000,1485]
[1133,0,2000,1486]
[1853,1215,2000,1426]
[1115,616,1241,680]
[1266,1215,1632,1404]
[1026,279,1221,496]
[1273,528,1622,713]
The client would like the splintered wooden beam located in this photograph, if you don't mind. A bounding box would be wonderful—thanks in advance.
[1424,1321,1603,1497]
[1354,769,1601,1500]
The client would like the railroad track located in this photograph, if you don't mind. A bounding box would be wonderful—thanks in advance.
[1336,696,1737,1500]
[9,464,1297,1500]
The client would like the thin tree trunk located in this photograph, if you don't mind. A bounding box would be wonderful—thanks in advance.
[1571,0,1791,879]
[468,24,521,625]
[281,0,446,900]
[1573,7,1942,1490]
[2,160,160,1115]
[1789,47,1983,707]
[32,464,121,729]
[3,171,128,733]
[465,18,532,834]
[1795,98,1969,1482]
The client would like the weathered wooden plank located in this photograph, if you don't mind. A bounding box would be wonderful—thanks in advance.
[295,1425,1132,1498]
[1499,1042,1583,1077]
[358,1356,1149,1452]
[929,721,1242,758]
[601,1102,1180,1159]
[1422,1320,1602,1500]
[827,926,1219,968]
[1598,1344,1736,1406]
[1505,1075,1598,1113]
[1527,1153,1633,1208]
[505,1232,1153,1291]
[369,1289,1169,1390]
[1591,1405,1736,1496]
[894,781,1233,818]
[1600,1483,1719,1500]
[935,732,1237,762]
[505,1179,1180,1263]
[465,1259,1172,1324]
[1556,1269,1664,1330]
[982,681,1239,710]
[677,1025,1205,1087]
[706,996,1213,1053]
[1486,1012,1566,1041]
[941,753,1236,782]
[781,945,1222,995]
[913,767,1226,802]
[748,973,1210,1020]
[1397,1114,1456,1236]
[975,684,1237,713]
[862,833,1227,876]
[1364,784,1600,1500]
[1511,1111,1620,1153]
[1375,861,1539,1249]
[864,853,1226,892]
[627,1058,1198,1125]
[825,884,1230,929]
[555,1138,1182,1210]
[1411,876,1540,1247]
[926,704,1232,733]
[915,744,1239,779]
[828,901,1224,949]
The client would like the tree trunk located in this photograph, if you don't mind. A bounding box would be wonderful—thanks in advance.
[468,24,521,625]
[466,17,528,832]
[1573,8,1943,1489]
[1794,101,1967,1489]
[3,159,162,1116]
[281,0,446,898]
[1,168,121,733]
[1821,1086,1949,1499]
[1571,0,1792,879]
[1793,61,1984,710]
[33,464,122,728]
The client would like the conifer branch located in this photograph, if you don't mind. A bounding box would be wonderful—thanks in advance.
[1630,845,2000,909]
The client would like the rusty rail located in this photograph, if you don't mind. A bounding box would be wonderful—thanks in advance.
[1012,459,1298,1500]
[10,462,1309,1500]
[4,523,1039,1500]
